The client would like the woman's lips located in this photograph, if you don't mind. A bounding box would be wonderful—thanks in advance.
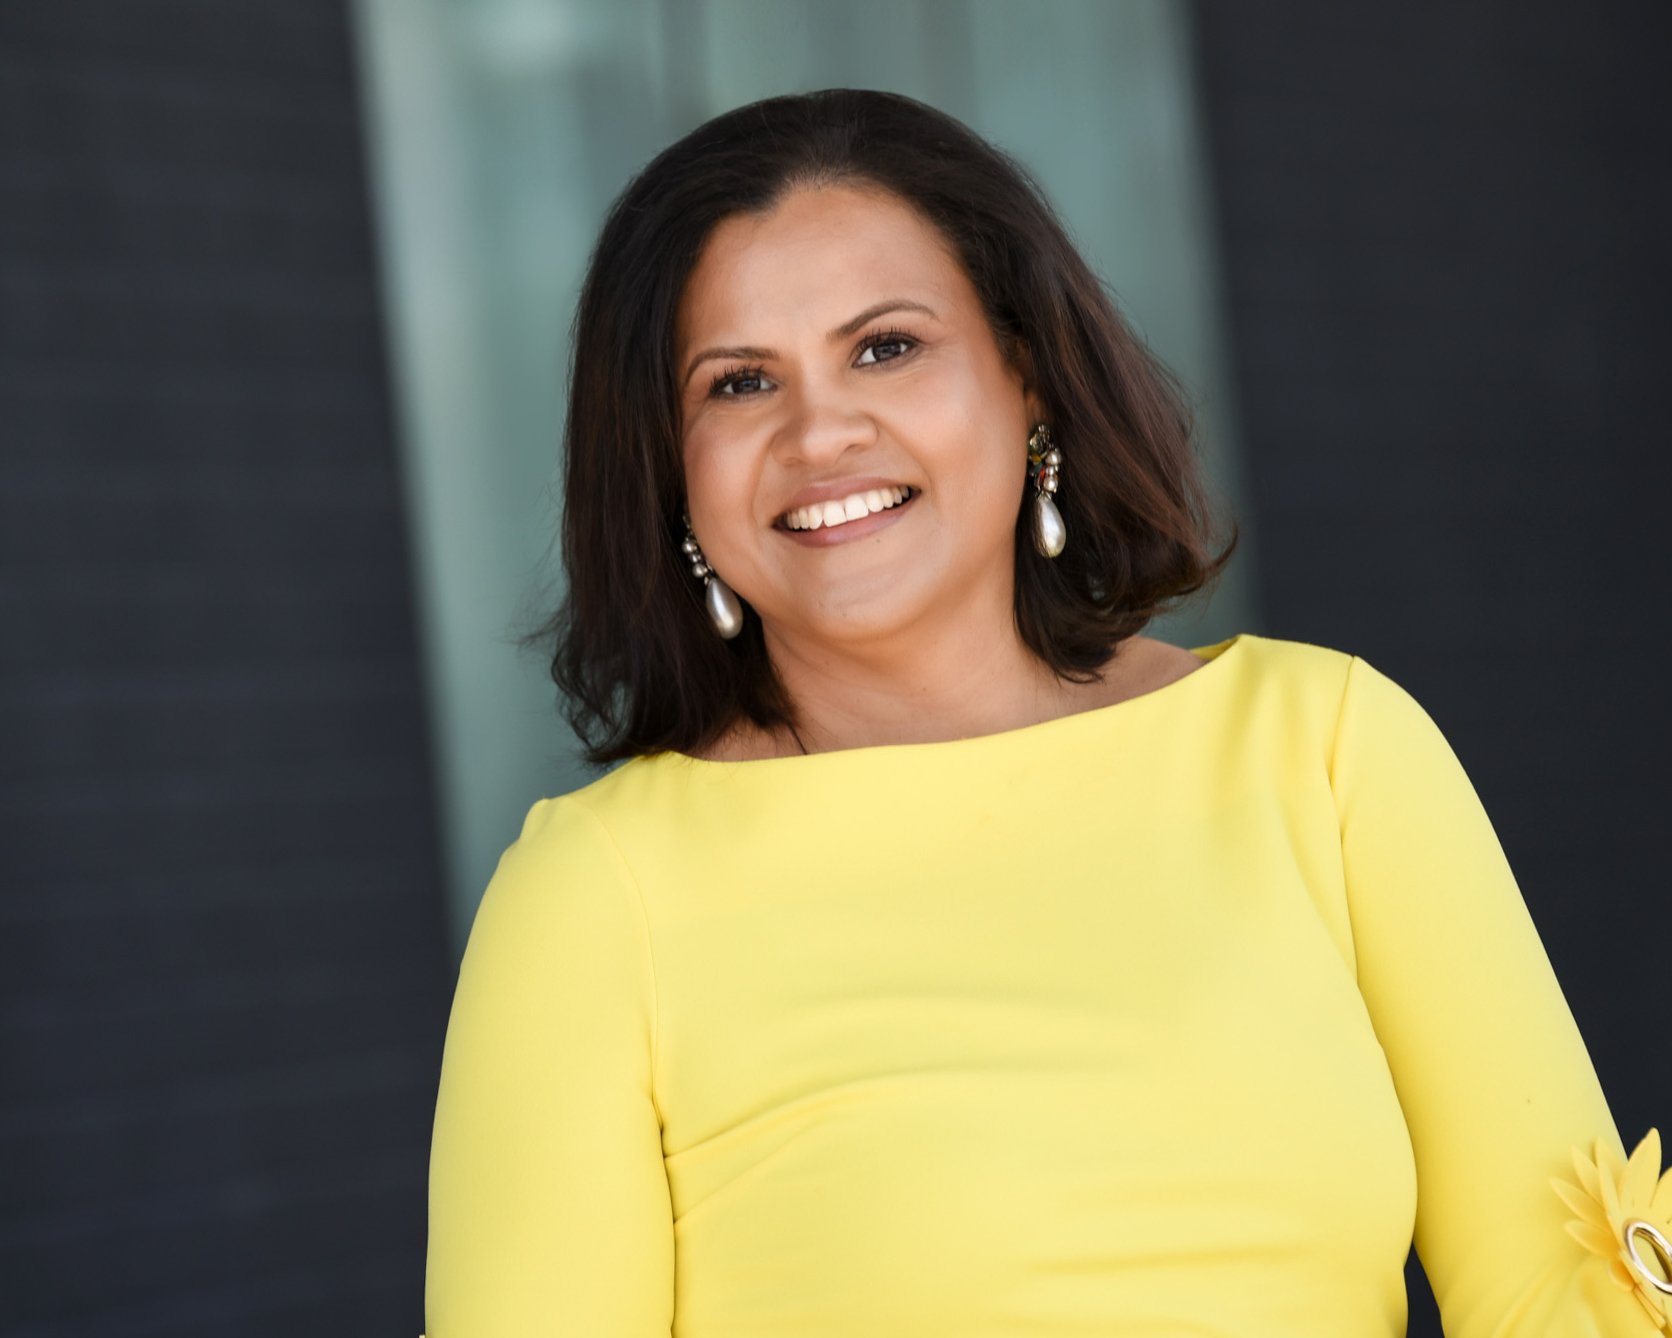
[779,485,914,533]
[775,487,918,546]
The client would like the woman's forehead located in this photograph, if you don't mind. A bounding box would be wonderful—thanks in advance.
[677,185,969,344]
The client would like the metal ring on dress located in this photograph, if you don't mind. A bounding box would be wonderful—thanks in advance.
[1623,1218,1672,1296]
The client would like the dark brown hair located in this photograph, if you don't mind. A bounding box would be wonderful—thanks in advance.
[535,88,1236,764]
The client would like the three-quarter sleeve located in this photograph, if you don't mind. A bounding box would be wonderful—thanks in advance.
[424,796,674,1338]
[1331,654,1670,1335]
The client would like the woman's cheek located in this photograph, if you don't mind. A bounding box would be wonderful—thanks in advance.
[682,435,755,567]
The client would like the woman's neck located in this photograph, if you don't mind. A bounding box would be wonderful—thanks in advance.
[695,630,1202,762]
[765,620,1071,754]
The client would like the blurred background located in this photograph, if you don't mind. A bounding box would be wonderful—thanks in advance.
[1,1,1665,1334]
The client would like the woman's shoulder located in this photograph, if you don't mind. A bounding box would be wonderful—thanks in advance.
[1228,632,1431,715]
[1166,631,1388,756]
[517,746,738,849]
[1076,629,1352,720]
[1219,629,1355,676]
[1225,634,1464,773]
[1114,628,1354,693]
[496,785,627,873]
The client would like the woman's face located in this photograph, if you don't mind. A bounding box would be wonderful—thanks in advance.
[676,182,1042,654]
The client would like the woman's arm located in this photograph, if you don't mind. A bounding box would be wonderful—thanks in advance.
[1331,655,1669,1335]
[424,796,674,1337]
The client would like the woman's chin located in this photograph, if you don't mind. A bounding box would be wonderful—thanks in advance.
[746,543,1011,652]
[760,582,963,651]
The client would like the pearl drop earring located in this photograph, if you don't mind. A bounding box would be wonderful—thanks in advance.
[1027,423,1066,558]
[681,516,744,639]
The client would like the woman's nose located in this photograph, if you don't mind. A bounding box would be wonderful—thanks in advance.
[773,387,877,467]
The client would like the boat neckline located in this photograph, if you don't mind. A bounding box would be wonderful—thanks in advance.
[654,631,1252,771]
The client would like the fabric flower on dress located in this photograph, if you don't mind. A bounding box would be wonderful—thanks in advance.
[1552,1128,1672,1330]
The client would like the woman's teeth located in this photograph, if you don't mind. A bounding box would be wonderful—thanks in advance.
[782,486,912,532]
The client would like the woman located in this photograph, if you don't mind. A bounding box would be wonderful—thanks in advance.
[423,90,1669,1336]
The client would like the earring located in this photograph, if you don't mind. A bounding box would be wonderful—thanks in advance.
[1027,423,1066,558]
[681,516,744,639]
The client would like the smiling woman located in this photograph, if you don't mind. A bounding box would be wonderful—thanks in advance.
[536,90,1235,765]
[422,89,1670,1338]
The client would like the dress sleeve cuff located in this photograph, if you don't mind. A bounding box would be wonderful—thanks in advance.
[1552,1128,1672,1330]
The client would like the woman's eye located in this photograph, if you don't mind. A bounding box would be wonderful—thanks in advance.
[710,367,770,397]
[856,333,916,366]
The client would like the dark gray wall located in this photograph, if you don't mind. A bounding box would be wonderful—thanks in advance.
[0,4,448,1335]
[1190,3,1671,1333]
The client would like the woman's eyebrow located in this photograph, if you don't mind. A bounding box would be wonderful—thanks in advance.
[681,298,938,387]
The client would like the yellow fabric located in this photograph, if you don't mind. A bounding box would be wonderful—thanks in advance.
[424,632,1661,1336]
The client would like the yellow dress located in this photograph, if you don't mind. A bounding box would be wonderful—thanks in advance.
[423,633,1671,1336]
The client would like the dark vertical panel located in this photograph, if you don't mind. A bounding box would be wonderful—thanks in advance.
[1190,2,1671,1334]
[0,3,447,1334]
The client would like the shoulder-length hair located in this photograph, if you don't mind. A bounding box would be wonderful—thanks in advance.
[537,88,1236,765]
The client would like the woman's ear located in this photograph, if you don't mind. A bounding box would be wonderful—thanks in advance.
[1008,337,1043,421]
[1022,376,1047,429]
